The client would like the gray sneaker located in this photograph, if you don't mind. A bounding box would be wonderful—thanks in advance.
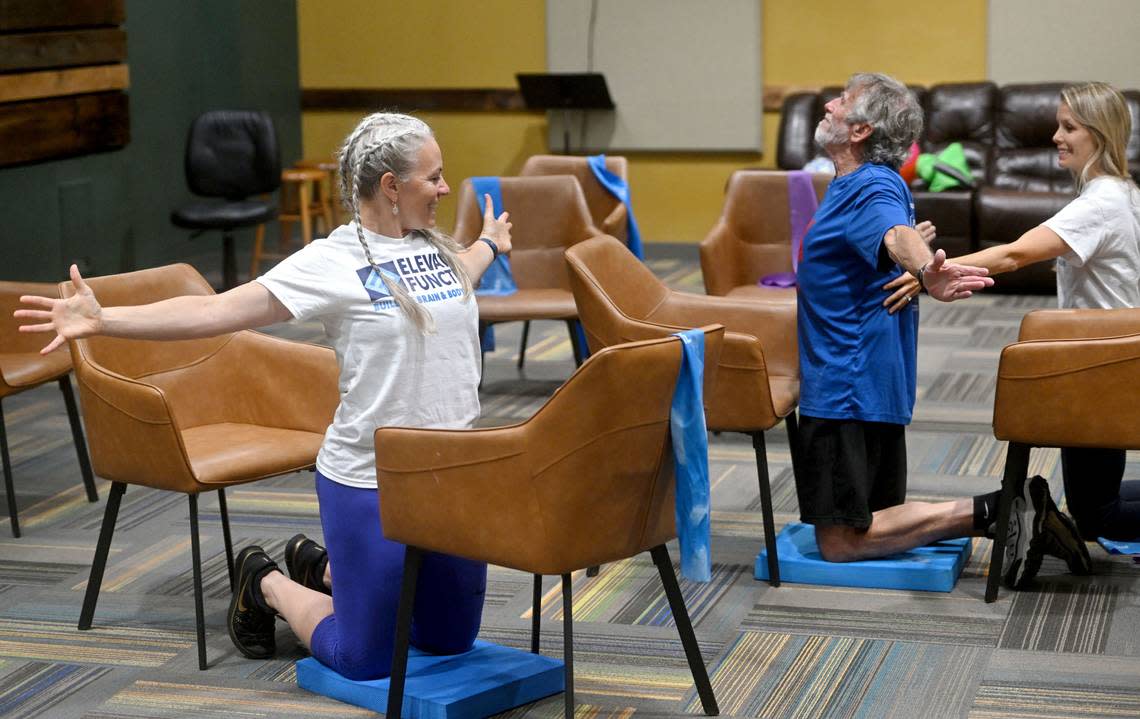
[1002,475,1049,589]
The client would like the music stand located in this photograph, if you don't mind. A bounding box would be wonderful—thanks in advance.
[516,73,615,154]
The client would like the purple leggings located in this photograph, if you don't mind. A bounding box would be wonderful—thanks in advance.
[309,471,487,680]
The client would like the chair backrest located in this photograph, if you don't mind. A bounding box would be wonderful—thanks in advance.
[185,110,281,200]
[565,235,672,347]
[0,281,70,397]
[60,264,232,380]
[994,309,1140,449]
[0,281,63,358]
[375,330,723,574]
[453,175,601,291]
[520,154,627,231]
[700,170,829,294]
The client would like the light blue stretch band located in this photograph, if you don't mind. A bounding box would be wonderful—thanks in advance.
[671,328,711,582]
[471,177,516,296]
[587,154,644,259]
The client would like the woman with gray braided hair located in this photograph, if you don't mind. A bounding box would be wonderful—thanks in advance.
[16,112,513,678]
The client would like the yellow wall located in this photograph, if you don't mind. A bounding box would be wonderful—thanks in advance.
[299,0,987,243]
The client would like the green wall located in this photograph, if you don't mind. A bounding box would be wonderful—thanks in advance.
[0,0,301,282]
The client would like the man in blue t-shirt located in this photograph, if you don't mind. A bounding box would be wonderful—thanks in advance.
[794,73,1090,589]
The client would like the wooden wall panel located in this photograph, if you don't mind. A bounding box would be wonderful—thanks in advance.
[0,65,130,103]
[0,29,127,72]
[0,92,129,167]
[0,0,130,166]
[0,0,125,32]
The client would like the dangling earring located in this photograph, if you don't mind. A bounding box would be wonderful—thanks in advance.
[391,202,399,216]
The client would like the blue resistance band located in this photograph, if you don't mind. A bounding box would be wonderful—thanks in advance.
[587,155,644,260]
[471,177,516,352]
[471,177,517,296]
[671,329,711,583]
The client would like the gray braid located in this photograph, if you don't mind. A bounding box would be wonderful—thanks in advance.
[337,112,473,334]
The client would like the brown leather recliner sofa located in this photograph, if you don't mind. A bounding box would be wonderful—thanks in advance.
[777,82,1140,293]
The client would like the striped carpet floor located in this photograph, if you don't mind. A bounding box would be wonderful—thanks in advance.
[0,245,1137,718]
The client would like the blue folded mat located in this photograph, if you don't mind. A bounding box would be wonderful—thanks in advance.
[296,640,564,719]
[755,523,972,592]
[1097,536,1140,555]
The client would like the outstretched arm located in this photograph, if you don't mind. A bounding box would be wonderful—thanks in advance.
[882,225,994,304]
[884,223,1068,313]
[15,264,293,354]
[953,225,1070,275]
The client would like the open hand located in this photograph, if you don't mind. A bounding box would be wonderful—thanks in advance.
[479,193,512,254]
[882,272,921,314]
[14,264,103,354]
[923,249,994,303]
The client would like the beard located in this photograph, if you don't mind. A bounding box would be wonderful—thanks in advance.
[814,119,848,149]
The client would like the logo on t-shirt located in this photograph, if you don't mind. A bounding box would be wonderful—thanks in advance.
[355,251,463,311]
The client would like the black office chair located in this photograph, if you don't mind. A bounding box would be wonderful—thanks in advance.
[171,111,280,290]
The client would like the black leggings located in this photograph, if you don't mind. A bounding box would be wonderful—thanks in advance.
[1061,447,1140,541]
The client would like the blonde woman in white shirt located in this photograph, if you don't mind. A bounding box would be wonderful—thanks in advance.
[17,113,513,679]
[886,82,1140,551]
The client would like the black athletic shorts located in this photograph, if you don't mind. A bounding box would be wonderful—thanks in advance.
[794,414,907,529]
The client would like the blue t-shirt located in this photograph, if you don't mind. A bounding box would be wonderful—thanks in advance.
[797,163,919,425]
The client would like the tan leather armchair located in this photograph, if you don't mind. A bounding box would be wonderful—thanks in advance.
[62,264,338,669]
[376,332,724,719]
[699,170,829,299]
[453,175,602,368]
[986,308,1140,602]
[521,155,629,243]
[566,235,799,585]
[0,281,98,537]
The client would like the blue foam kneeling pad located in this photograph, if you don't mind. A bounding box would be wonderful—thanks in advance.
[755,522,972,592]
[1097,536,1140,555]
[296,641,564,719]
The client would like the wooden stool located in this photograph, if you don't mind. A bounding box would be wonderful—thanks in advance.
[250,167,333,278]
[295,158,342,229]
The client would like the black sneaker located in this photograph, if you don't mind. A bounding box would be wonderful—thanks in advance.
[1040,497,1093,575]
[1003,475,1049,589]
[284,533,331,596]
[227,546,279,659]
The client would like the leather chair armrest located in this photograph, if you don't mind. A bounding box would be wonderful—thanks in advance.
[375,425,540,567]
[994,333,1140,448]
[654,291,798,378]
[70,347,198,490]
[601,203,628,243]
[1018,308,1140,341]
[699,222,742,296]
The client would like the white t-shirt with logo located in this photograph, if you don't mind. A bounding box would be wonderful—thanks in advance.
[1045,176,1140,309]
[256,223,480,488]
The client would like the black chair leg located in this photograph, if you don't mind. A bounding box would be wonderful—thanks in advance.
[561,572,574,719]
[651,545,719,716]
[751,431,780,587]
[217,488,235,592]
[79,482,126,629]
[0,401,18,538]
[387,545,423,719]
[986,442,1031,603]
[531,573,542,654]
[188,494,208,670]
[59,376,98,503]
[518,320,531,370]
[565,320,584,367]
